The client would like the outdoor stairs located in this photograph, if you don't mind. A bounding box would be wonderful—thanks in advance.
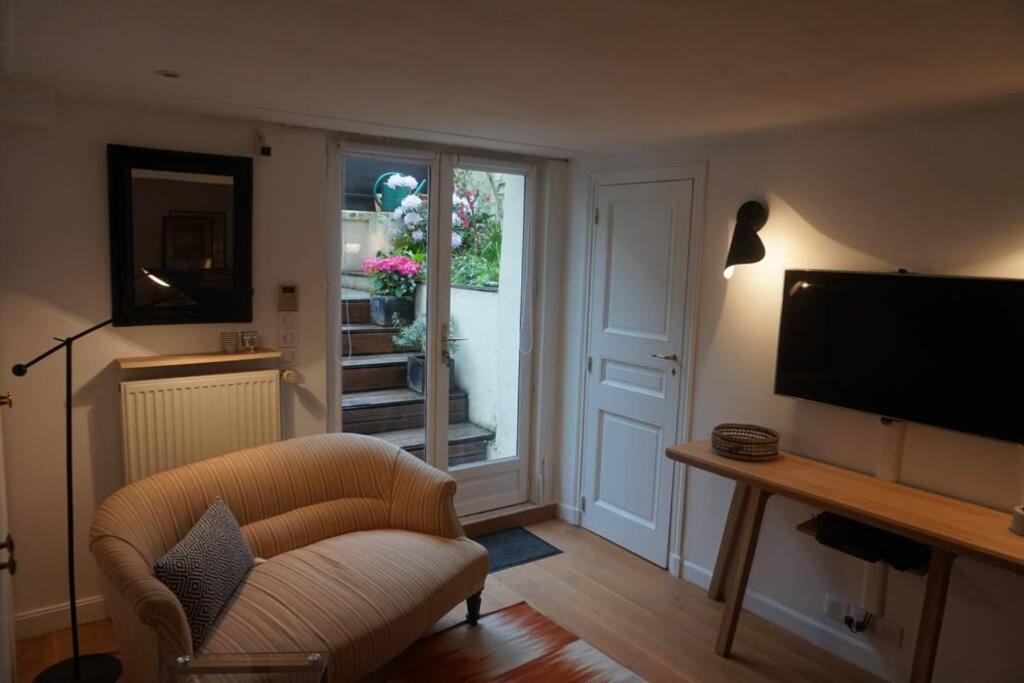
[341,297,494,466]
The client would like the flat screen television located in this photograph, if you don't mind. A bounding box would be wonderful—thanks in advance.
[775,270,1024,444]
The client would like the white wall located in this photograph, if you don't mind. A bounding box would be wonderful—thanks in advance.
[0,96,330,635]
[558,100,1024,682]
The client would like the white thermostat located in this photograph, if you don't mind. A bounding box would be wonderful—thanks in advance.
[278,284,299,311]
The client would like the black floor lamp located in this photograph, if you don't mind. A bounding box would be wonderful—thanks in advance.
[10,269,227,682]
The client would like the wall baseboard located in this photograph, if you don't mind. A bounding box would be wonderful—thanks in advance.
[15,595,108,640]
[556,503,580,525]
[681,561,898,682]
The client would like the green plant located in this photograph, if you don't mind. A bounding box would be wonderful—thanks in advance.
[392,315,460,353]
[451,170,504,288]
[451,253,501,288]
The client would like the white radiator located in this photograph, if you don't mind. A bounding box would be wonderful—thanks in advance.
[120,369,281,483]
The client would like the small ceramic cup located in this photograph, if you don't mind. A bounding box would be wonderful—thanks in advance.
[240,330,259,353]
[220,331,240,354]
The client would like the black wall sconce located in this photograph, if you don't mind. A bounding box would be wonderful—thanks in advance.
[723,200,768,279]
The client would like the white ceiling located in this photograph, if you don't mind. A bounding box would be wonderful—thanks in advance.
[5,1,1024,155]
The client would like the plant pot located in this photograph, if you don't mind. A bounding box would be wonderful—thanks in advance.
[406,353,455,394]
[370,294,414,327]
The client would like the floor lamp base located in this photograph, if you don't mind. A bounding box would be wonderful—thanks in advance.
[33,653,123,682]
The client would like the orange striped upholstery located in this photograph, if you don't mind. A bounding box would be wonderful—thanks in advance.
[90,433,488,682]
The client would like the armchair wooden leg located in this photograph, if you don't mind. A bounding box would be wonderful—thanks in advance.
[466,591,482,625]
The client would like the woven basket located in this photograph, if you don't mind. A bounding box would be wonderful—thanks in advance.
[711,423,780,461]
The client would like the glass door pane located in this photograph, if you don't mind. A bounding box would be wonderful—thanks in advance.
[339,154,434,463]
[444,166,527,470]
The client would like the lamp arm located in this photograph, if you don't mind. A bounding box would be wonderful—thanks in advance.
[11,317,115,376]
[10,272,195,377]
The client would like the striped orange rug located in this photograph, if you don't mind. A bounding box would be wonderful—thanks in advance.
[366,602,644,682]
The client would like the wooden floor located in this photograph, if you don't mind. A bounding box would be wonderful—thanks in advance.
[16,520,880,683]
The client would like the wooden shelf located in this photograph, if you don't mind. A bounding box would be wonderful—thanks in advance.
[116,348,281,370]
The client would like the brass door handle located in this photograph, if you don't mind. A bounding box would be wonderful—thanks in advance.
[651,353,678,362]
[0,391,10,407]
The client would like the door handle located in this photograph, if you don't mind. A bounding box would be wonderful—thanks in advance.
[0,391,10,407]
[0,534,15,575]
[651,353,678,362]
[443,337,468,343]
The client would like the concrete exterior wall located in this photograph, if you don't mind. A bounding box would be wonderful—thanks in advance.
[448,173,525,460]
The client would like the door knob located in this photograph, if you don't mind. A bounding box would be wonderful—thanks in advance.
[651,353,678,362]
[0,391,10,407]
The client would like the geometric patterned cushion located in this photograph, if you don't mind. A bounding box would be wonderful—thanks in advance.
[153,498,254,650]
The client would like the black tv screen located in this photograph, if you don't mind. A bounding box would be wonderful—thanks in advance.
[775,270,1024,444]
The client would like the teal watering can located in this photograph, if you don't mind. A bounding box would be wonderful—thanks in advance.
[373,172,427,212]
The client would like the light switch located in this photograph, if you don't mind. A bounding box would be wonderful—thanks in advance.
[279,330,299,348]
[279,312,299,329]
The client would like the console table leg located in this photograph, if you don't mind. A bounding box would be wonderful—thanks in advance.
[910,549,955,683]
[709,482,750,601]
[715,487,770,657]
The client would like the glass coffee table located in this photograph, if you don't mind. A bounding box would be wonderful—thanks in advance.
[163,652,328,682]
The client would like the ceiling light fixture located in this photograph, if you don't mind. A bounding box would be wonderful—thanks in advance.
[724,200,769,279]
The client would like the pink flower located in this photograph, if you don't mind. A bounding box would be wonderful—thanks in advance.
[362,255,422,277]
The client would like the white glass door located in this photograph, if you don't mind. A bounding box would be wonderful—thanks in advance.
[338,149,442,469]
[336,148,532,514]
[434,155,532,514]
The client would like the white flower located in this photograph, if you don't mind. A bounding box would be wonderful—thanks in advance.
[392,207,404,219]
[452,192,461,205]
[451,211,460,225]
[411,229,425,242]
[451,231,463,248]
[386,174,419,190]
[404,212,421,226]
[401,194,423,210]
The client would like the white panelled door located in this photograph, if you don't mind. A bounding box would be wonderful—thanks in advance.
[581,179,693,566]
[0,393,13,678]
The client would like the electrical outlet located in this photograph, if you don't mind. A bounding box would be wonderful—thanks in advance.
[846,605,868,624]
[823,593,904,648]
[871,615,904,648]
[824,593,845,622]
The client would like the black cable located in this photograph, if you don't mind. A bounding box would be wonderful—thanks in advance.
[844,612,873,634]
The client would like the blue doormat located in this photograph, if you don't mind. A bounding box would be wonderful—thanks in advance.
[474,527,562,573]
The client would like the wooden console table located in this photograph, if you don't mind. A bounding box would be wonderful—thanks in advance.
[665,440,1024,683]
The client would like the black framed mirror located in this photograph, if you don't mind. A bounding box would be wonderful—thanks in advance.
[108,144,253,325]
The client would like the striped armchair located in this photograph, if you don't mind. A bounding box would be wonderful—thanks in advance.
[90,433,489,682]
